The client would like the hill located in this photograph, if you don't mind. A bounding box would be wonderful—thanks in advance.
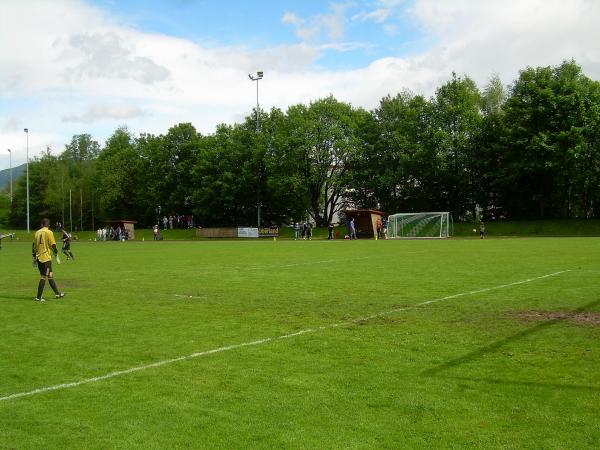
[0,163,26,189]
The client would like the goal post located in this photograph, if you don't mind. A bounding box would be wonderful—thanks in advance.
[387,212,452,239]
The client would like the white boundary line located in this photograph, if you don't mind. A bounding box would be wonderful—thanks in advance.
[0,270,571,402]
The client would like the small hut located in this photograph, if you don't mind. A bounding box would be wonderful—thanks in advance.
[343,209,385,238]
[105,220,137,240]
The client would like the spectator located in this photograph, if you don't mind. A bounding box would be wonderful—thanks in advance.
[382,217,388,239]
[349,218,357,240]
[294,222,300,240]
[328,223,334,240]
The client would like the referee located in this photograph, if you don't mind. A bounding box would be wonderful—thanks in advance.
[32,218,65,302]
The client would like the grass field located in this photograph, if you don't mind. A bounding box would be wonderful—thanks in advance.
[1,237,599,449]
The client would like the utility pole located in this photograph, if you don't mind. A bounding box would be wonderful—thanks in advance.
[24,128,30,232]
[69,189,73,232]
[80,188,83,232]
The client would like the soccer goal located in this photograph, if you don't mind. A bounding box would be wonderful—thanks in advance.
[387,212,452,239]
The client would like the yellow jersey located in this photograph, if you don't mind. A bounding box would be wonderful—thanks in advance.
[33,227,56,263]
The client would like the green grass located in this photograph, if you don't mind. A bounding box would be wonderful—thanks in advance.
[1,238,600,449]
[453,219,600,237]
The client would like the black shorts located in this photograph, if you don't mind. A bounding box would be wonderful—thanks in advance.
[37,260,52,277]
[62,243,71,251]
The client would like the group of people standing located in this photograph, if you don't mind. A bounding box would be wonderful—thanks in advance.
[294,218,387,240]
[162,215,193,230]
[294,222,314,240]
[96,226,129,241]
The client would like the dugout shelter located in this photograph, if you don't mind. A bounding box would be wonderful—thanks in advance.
[105,220,137,240]
[343,209,385,238]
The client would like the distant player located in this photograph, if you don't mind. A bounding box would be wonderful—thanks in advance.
[32,218,65,302]
[479,220,486,239]
[62,229,75,260]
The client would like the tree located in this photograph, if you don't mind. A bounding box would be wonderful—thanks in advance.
[431,73,482,218]
[61,134,100,161]
[192,122,259,226]
[348,91,436,214]
[500,60,600,218]
[95,127,146,223]
[473,75,508,218]
[140,123,201,220]
[271,97,366,225]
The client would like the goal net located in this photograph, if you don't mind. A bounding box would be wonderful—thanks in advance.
[387,212,452,239]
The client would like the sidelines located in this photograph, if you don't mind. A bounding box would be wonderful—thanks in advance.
[0,270,571,402]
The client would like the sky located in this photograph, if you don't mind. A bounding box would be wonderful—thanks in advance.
[1,0,600,170]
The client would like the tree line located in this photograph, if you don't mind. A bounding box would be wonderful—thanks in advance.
[5,60,600,229]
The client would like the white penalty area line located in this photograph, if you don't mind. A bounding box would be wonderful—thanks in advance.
[0,269,572,402]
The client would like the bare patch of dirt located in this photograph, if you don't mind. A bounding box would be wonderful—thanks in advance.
[513,310,600,326]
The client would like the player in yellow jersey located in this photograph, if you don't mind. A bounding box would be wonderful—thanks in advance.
[32,218,65,302]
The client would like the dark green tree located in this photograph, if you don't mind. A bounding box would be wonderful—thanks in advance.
[271,96,367,225]
[500,60,600,218]
[431,73,482,218]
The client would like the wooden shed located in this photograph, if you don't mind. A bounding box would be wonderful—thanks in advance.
[105,220,137,240]
[343,209,385,238]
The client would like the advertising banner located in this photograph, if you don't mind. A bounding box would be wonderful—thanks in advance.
[237,227,259,238]
[258,227,279,238]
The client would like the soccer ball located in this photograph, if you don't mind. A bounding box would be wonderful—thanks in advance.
[473,228,477,232]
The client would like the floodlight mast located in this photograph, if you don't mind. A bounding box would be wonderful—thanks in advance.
[24,128,30,233]
[248,71,264,227]
[248,71,263,132]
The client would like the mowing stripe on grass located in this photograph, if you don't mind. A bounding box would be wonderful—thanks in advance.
[0,270,571,402]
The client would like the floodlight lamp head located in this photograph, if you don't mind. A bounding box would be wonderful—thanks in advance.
[257,71,263,79]
[24,128,29,133]
[7,149,10,153]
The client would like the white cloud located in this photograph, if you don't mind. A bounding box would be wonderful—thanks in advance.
[352,8,392,23]
[408,0,600,85]
[1,0,600,168]
[282,2,356,42]
[64,32,170,84]
[62,105,148,124]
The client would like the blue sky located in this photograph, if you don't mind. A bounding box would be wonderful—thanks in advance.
[1,0,600,170]
[92,0,424,69]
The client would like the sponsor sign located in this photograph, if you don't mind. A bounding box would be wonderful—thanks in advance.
[258,226,279,238]
[237,227,259,238]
